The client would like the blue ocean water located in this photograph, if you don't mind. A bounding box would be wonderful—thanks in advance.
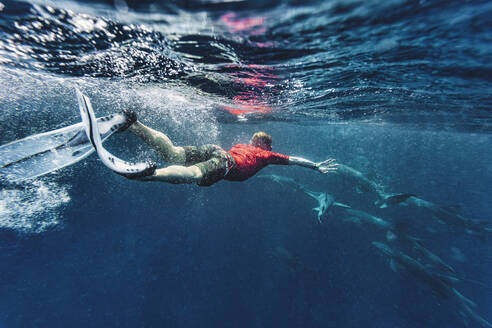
[0,0,491,327]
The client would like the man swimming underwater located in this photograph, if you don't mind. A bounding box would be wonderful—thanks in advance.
[118,111,338,186]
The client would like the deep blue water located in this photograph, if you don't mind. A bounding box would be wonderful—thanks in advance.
[1,0,492,327]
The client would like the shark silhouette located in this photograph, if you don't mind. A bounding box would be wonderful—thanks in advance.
[304,189,350,223]
[404,196,492,237]
[372,241,492,328]
[336,163,415,208]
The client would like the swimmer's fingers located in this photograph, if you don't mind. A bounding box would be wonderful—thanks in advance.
[316,158,339,173]
[318,166,338,173]
[317,158,338,167]
[319,158,336,165]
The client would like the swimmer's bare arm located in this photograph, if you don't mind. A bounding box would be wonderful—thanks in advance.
[288,156,338,174]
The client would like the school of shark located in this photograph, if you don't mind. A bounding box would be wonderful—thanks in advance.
[1,90,491,327]
[259,168,492,328]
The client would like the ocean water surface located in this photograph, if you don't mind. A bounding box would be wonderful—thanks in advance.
[0,0,491,327]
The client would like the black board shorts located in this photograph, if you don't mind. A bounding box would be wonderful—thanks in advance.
[183,144,235,186]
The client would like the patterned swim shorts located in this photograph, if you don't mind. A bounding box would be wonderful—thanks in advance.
[183,144,235,186]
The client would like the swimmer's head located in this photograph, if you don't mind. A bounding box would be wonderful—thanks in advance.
[251,131,272,151]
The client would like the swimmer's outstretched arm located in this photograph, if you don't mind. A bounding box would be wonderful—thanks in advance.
[288,157,338,174]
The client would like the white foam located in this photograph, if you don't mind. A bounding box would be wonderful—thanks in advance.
[70,14,108,34]
[0,180,70,233]
[135,85,220,142]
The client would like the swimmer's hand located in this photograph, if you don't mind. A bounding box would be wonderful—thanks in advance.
[288,156,337,173]
[315,158,338,173]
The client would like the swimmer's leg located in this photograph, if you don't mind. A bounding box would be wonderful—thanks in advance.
[128,121,186,164]
[136,164,203,184]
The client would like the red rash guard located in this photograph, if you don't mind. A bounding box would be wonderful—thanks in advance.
[224,144,290,181]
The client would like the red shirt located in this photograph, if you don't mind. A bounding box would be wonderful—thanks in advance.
[225,144,290,181]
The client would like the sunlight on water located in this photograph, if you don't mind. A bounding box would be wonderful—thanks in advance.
[132,85,221,142]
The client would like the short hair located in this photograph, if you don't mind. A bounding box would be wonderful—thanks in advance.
[251,131,272,149]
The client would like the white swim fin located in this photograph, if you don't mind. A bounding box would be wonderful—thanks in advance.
[76,89,156,178]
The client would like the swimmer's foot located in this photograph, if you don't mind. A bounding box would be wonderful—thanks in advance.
[117,110,137,132]
[118,161,157,180]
